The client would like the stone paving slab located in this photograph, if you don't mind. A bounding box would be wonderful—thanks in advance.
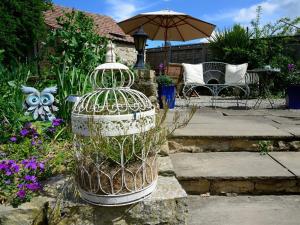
[269,152,300,177]
[171,122,292,137]
[166,108,297,138]
[281,125,300,136]
[170,152,293,179]
[188,195,300,225]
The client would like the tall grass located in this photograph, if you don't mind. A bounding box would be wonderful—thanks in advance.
[56,66,91,122]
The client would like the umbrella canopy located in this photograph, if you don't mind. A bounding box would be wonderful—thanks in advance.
[118,10,216,42]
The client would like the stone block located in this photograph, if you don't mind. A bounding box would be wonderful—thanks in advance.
[254,179,299,194]
[158,156,175,176]
[179,179,210,194]
[0,196,51,225]
[290,141,300,151]
[160,141,170,156]
[210,180,254,194]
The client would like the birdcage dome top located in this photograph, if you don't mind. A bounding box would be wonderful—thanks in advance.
[95,62,129,70]
[71,40,155,137]
[72,88,153,116]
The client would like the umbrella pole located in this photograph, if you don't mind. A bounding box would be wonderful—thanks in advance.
[164,27,169,75]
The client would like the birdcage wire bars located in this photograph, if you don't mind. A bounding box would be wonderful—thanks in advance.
[71,41,158,206]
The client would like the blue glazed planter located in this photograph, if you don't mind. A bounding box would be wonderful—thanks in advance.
[287,85,300,109]
[158,85,176,109]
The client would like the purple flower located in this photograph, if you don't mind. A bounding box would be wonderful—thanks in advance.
[52,118,63,127]
[31,140,36,146]
[37,140,42,145]
[0,162,7,170]
[288,64,296,72]
[39,162,45,170]
[10,136,17,142]
[5,170,12,176]
[47,127,56,133]
[25,182,40,191]
[20,129,29,137]
[17,190,26,199]
[22,158,37,170]
[8,160,15,165]
[18,183,24,189]
[24,175,37,182]
[11,164,20,173]
[32,132,39,138]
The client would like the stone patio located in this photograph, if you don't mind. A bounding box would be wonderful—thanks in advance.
[188,195,300,225]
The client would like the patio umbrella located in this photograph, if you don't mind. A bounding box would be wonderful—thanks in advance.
[118,10,216,66]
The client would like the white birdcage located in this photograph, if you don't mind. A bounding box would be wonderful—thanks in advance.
[71,41,158,206]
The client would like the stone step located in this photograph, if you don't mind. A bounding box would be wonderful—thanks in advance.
[169,136,300,153]
[166,108,300,153]
[188,195,300,225]
[170,152,300,195]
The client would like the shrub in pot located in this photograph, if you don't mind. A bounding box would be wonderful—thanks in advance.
[156,75,176,109]
[285,64,300,109]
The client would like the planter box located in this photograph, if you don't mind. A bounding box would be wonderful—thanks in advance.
[286,85,300,109]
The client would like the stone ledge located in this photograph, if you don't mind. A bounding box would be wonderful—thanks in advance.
[179,178,300,195]
[169,138,300,153]
[158,156,175,177]
[0,176,188,225]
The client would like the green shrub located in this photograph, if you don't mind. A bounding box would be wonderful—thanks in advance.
[46,10,107,74]
[156,75,174,86]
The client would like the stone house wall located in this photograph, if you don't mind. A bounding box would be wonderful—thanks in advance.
[114,42,137,66]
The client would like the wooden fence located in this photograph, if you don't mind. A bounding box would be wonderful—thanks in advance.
[146,43,211,71]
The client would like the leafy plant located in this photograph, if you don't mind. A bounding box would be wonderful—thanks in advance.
[56,66,91,121]
[156,75,174,86]
[0,0,51,65]
[0,158,46,207]
[0,63,35,142]
[285,63,300,85]
[46,10,107,74]
[209,24,253,65]
[209,6,300,70]
[258,140,272,155]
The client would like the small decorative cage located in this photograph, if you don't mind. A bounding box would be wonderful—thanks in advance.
[71,41,158,206]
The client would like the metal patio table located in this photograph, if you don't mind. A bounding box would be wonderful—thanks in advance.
[248,68,280,109]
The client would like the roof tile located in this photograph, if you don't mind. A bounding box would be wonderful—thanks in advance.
[44,5,133,43]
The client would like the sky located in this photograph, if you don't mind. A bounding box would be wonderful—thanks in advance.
[52,0,300,48]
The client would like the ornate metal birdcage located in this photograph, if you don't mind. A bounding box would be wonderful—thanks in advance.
[71,41,158,206]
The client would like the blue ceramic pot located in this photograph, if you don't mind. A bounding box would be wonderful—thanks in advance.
[158,85,176,109]
[287,85,300,109]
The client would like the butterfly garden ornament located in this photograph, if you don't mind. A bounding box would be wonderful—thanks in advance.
[21,86,59,121]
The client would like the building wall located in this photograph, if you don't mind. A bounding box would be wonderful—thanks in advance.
[114,42,137,66]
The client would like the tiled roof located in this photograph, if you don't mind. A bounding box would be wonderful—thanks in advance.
[44,5,134,43]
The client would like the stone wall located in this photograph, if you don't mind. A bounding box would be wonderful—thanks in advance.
[0,157,188,225]
[132,69,158,105]
[114,42,137,66]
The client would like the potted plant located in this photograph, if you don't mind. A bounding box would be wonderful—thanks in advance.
[285,63,300,109]
[156,75,176,109]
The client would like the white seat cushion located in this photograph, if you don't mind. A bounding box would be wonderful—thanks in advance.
[182,63,205,84]
[225,63,248,84]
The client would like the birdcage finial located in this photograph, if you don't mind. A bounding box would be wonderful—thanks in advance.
[105,40,116,63]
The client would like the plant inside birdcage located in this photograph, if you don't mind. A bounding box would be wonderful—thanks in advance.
[71,111,167,195]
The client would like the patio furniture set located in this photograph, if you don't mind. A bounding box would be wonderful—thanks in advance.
[166,62,278,108]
